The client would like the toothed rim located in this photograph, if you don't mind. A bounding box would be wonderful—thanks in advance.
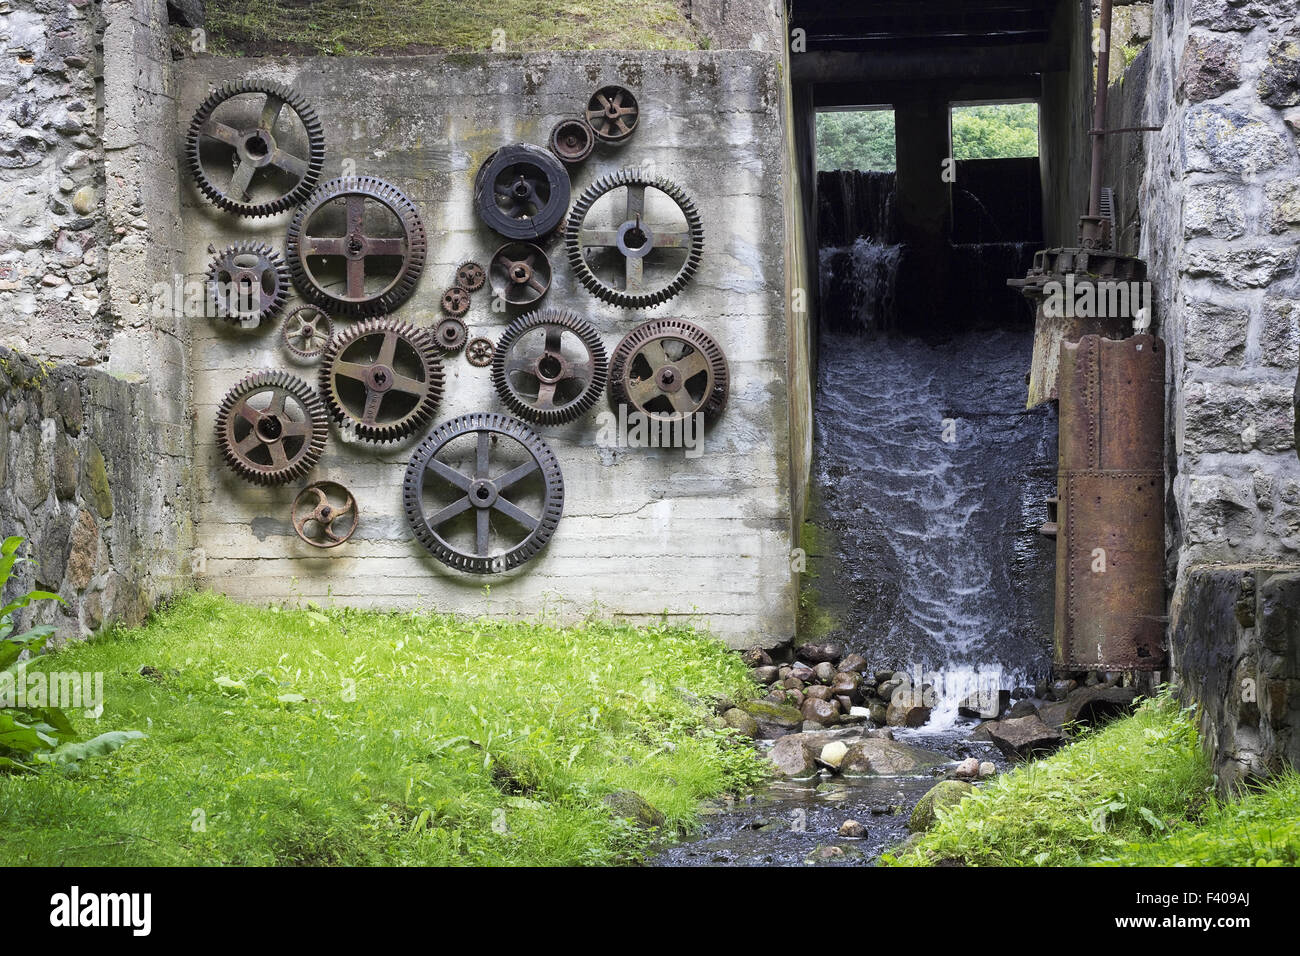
[286,176,427,318]
[205,241,291,325]
[490,308,608,425]
[441,286,471,317]
[214,370,329,485]
[434,317,468,353]
[318,318,443,443]
[403,412,564,574]
[455,260,487,292]
[280,303,336,360]
[186,80,326,218]
[608,318,729,423]
[564,169,704,309]
[465,336,495,367]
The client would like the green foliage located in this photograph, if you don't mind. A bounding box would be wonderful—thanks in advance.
[0,592,764,865]
[203,0,703,55]
[887,692,1214,866]
[816,109,896,172]
[951,103,1039,161]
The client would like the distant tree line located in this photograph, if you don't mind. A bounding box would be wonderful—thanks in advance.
[816,103,1039,172]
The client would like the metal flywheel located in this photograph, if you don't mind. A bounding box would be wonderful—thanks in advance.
[491,308,608,425]
[215,370,329,485]
[473,143,571,240]
[319,319,443,443]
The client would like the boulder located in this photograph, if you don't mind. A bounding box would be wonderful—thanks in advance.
[789,663,816,683]
[818,740,849,770]
[741,647,773,668]
[868,702,888,725]
[908,780,974,833]
[803,844,863,864]
[977,761,997,779]
[801,697,842,726]
[752,665,779,685]
[988,714,1065,761]
[721,707,759,738]
[782,675,805,690]
[814,661,836,683]
[796,641,845,665]
[957,688,1009,719]
[1007,698,1039,719]
[769,735,819,778]
[1047,679,1077,701]
[952,757,981,779]
[838,653,869,674]
[886,685,934,727]
[839,737,948,776]
[804,684,834,701]
[602,790,665,829]
[741,699,803,738]
[830,671,863,703]
[838,819,867,838]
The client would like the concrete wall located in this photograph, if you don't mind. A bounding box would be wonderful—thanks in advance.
[178,50,799,648]
[1,0,194,638]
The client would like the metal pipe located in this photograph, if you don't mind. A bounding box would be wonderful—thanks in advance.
[1088,0,1113,219]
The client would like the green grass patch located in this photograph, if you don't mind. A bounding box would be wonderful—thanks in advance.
[202,0,704,56]
[888,693,1216,867]
[0,591,765,866]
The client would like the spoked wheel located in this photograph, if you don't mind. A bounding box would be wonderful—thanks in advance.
[280,304,335,361]
[292,481,359,548]
[489,241,551,307]
[319,319,443,443]
[584,85,639,143]
[473,144,571,240]
[403,413,564,574]
[215,371,329,485]
[491,308,607,425]
[609,319,729,424]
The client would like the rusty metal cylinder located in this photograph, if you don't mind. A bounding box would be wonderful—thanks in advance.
[1054,333,1166,671]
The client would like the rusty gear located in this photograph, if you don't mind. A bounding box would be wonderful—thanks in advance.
[584,86,639,143]
[434,317,468,353]
[403,412,564,574]
[473,144,571,240]
[292,481,358,548]
[491,308,608,426]
[206,241,291,325]
[609,319,728,423]
[280,304,335,361]
[465,336,494,367]
[186,80,325,218]
[441,286,471,318]
[455,260,487,292]
[549,117,596,163]
[286,176,427,318]
[489,241,551,307]
[319,319,443,443]
[565,169,703,308]
[215,370,329,485]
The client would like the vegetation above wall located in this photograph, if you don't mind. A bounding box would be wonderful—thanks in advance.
[202,0,706,56]
[816,102,1039,171]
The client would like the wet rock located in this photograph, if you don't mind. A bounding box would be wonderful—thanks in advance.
[801,697,842,726]
[977,761,997,779]
[837,653,869,673]
[804,844,863,865]
[874,670,896,685]
[602,790,665,829]
[840,736,948,776]
[1047,679,1077,701]
[909,780,974,833]
[868,701,888,725]
[838,819,867,838]
[789,663,816,683]
[952,757,981,780]
[988,714,1065,761]
[769,735,818,778]
[722,707,759,738]
[818,740,849,770]
[804,684,833,701]
[887,685,934,727]
[835,695,854,712]
[1008,698,1039,719]
[786,688,805,708]
[741,647,772,668]
[796,641,844,665]
[778,665,792,680]
[848,705,871,720]
[1011,686,1032,700]
[752,665,779,685]
[741,699,803,738]
[813,661,836,683]
[967,721,994,741]
[782,675,804,691]
[830,671,863,703]
[877,678,901,699]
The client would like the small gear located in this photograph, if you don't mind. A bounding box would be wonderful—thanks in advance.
[549,117,596,163]
[609,319,729,424]
[206,241,290,325]
[434,317,468,353]
[564,169,703,309]
[584,86,639,143]
[455,260,487,292]
[292,481,358,548]
[286,176,427,318]
[491,308,608,425]
[186,80,326,218]
[215,370,329,485]
[403,412,564,574]
[280,304,335,361]
[473,143,571,240]
[319,319,443,443]
[465,336,495,367]
[489,241,551,307]
[441,286,471,318]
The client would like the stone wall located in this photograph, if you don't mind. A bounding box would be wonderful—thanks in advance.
[178,50,800,648]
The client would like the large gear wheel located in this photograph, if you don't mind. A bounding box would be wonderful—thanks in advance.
[403,412,564,574]
[186,80,326,218]
[286,176,427,318]
[609,319,729,423]
[215,370,328,485]
[319,319,443,443]
[473,143,571,240]
[564,169,703,309]
[206,241,290,325]
[491,308,608,426]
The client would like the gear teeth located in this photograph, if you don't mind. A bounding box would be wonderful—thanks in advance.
[214,370,329,485]
[608,318,729,424]
[318,317,443,443]
[465,336,495,367]
[490,308,608,426]
[280,303,335,361]
[564,168,703,309]
[455,260,487,292]
[186,80,326,218]
[205,241,290,325]
[441,286,471,318]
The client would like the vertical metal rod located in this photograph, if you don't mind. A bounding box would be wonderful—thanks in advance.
[1088,0,1113,219]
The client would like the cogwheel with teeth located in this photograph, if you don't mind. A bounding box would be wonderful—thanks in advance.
[286,176,427,318]
[206,241,291,325]
[403,412,564,574]
[186,80,326,218]
[215,370,329,485]
[280,304,335,361]
[441,286,471,318]
[455,260,487,292]
[433,317,468,353]
[609,319,729,424]
[564,169,704,309]
[319,319,443,443]
[465,336,494,367]
[491,308,608,426]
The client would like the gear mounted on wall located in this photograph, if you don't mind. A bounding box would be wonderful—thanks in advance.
[491,308,608,426]
[319,319,444,443]
[206,241,291,326]
[215,370,329,485]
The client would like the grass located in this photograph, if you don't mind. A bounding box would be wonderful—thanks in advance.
[0,591,766,866]
[202,0,705,56]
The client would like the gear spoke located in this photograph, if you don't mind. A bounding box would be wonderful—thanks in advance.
[427,496,472,528]
[425,457,472,492]
[490,309,608,426]
[320,319,442,442]
[493,496,540,532]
